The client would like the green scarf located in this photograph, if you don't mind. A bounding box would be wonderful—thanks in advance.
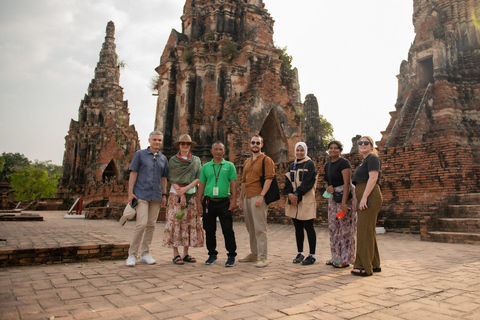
[168,152,201,186]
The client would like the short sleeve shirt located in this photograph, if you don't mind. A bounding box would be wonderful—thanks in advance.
[324,158,352,187]
[200,159,237,198]
[129,147,169,201]
[352,154,382,185]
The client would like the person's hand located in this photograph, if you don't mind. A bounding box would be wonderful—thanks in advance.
[288,193,298,206]
[229,201,237,211]
[341,203,349,214]
[326,185,334,194]
[359,198,369,210]
[238,200,243,211]
[177,186,187,197]
[180,195,187,208]
[128,194,138,206]
[255,196,263,208]
[197,202,203,214]
[160,196,167,208]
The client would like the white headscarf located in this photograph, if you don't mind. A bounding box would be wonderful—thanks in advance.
[294,142,308,160]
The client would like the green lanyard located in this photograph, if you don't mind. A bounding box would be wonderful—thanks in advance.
[212,163,223,187]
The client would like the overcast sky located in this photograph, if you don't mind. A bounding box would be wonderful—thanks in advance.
[0,0,414,165]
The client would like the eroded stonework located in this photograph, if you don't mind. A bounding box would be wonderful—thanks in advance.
[57,22,140,215]
[377,0,480,233]
[153,0,322,164]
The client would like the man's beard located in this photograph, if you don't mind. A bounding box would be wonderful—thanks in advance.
[251,147,260,154]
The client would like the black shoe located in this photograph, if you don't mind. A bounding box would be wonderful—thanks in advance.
[293,253,305,264]
[205,255,217,265]
[302,255,316,265]
[225,256,235,267]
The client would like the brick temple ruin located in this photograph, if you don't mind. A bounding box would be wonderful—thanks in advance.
[153,0,324,163]
[58,0,480,243]
[57,21,140,217]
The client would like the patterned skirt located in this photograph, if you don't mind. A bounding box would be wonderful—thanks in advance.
[327,184,357,265]
[162,193,205,248]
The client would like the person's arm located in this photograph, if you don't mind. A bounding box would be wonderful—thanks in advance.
[284,170,297,206]
[229,180,237,211]
[255,179,272,208]
[160,177,168,208]
[341,168,352,213]
[128,171,138,205]
[238,182,245,210]
[197,181,206,213]
[359,171,379,210]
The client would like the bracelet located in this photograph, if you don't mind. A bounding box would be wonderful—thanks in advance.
[162,194,167,197]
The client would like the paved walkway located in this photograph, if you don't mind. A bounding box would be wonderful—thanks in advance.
[0,211,479,319]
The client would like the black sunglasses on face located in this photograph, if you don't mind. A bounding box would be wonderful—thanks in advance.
[358,141,370,146]
[251,141,261,145]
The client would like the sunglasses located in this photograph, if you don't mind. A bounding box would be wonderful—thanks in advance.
[153,153,158,161]
[358,141,370,146]
[251,141,261,145]
[179,142,191,146]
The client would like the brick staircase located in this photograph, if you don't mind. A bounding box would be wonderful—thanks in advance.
[421,193,480,244]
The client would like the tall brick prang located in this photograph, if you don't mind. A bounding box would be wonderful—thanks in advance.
[376,0,480,235]
[57,21,140,215]
[153,0,306,164]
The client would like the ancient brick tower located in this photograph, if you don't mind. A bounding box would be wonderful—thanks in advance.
[374,0,480,239]
[57,21,140,211]
[303,94,324,157]
[153,0,309,164]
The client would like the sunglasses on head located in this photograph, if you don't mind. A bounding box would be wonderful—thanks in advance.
[358,141,370,146]
[251,141,261,145]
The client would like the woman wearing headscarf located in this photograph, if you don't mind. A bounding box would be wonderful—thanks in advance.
[351,136,382,276]
[324,140,357,269]
[284,142,318,265]
[163,134,204,264]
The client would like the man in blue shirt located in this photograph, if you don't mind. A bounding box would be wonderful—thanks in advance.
[197,141,238,267]
[126,131,169,267]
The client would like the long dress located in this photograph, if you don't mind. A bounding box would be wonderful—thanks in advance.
[162,153,204,248]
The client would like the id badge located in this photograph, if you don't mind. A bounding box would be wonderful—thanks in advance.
[213,187,219,196]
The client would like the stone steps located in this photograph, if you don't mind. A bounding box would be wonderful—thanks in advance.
[437,218,480,232]
[423,193,480,244]
[427,231,480,245]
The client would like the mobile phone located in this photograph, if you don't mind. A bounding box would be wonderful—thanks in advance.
[131,198,138,208]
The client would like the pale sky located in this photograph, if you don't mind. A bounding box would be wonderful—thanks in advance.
[0,0,414,165]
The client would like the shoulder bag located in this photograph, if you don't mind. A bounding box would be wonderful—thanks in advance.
[327,160,352,204]
[260,156,281,205]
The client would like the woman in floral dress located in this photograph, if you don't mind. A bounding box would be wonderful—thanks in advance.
[324,140,357,268]
[163,134,204,264]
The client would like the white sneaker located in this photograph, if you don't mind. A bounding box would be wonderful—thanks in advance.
[139,254,156,265]
[255,258,269,268]
[126,255,136,267]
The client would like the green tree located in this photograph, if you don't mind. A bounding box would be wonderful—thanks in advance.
[31,160,62,177]
[1,152,30,178]
[319,114,335,149]
[9,166,58,201]
[0,156,4,177]
[277,46,296,84]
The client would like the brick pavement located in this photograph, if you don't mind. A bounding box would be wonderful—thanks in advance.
[0,211,479,319]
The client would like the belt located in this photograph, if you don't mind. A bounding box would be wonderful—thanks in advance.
[206,197,228,202]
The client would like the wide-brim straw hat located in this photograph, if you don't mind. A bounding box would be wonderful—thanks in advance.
[174,134,197,148]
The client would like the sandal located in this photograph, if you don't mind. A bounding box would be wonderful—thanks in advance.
[333,262,350,268]
[326,259,333,265]
[173,255,184,265]
[351,268,371,277]
[183,254,196,263]
[373,267,382,273]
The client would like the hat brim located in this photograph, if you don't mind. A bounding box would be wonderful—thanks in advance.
[174,141,196,148]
